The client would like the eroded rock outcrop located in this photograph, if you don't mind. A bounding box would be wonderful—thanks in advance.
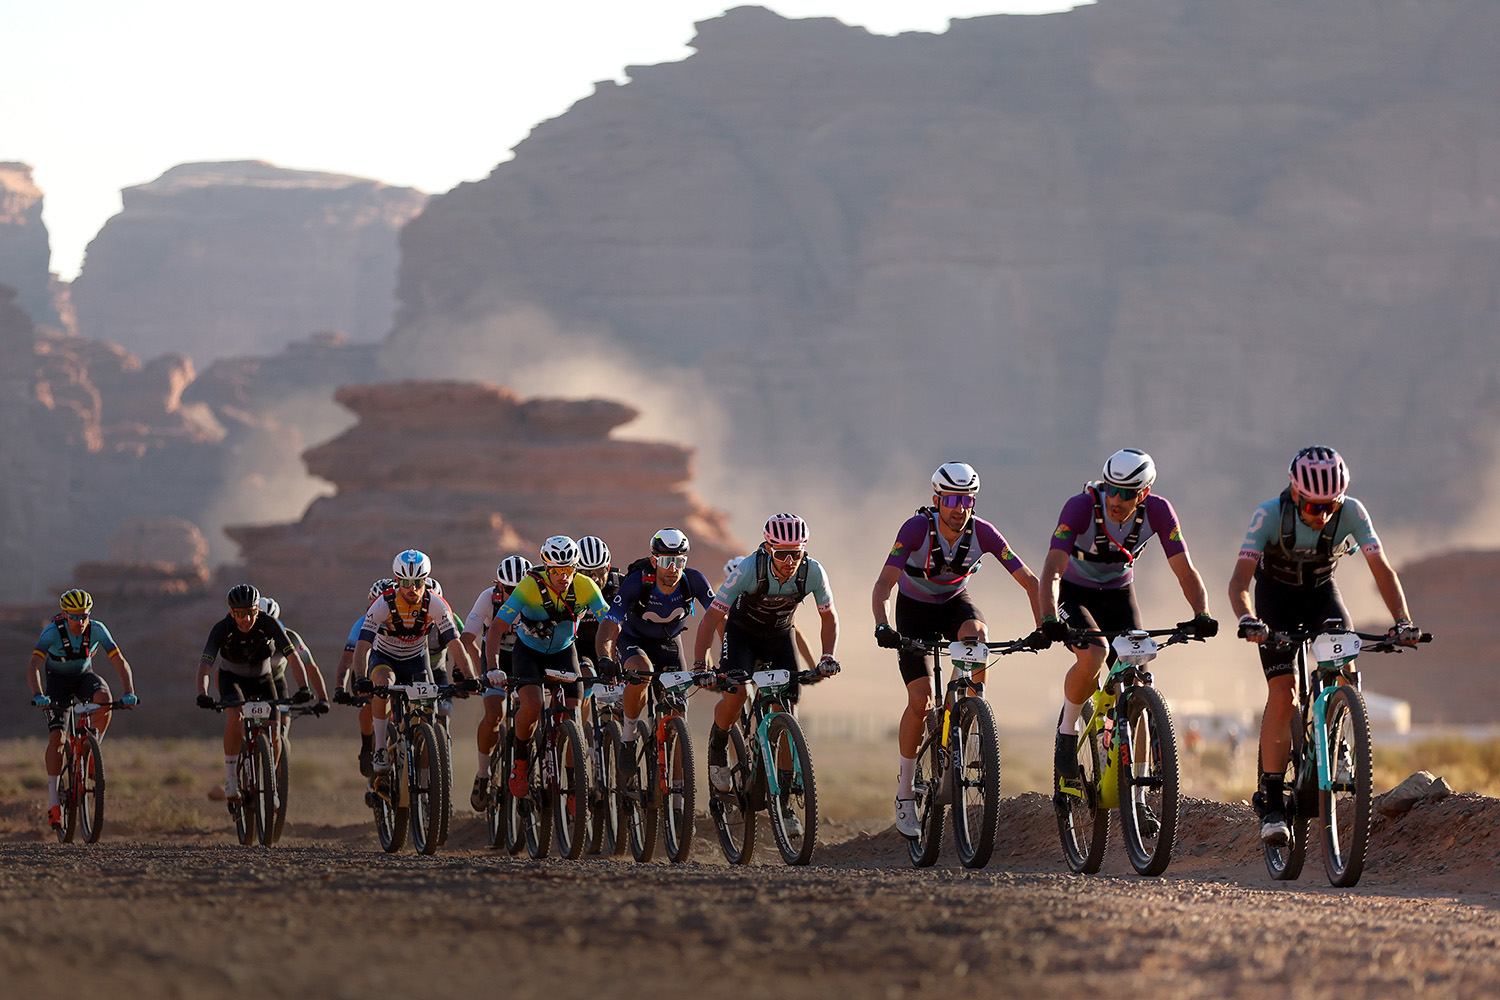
[72,161,427,362]
[0,163,70,333]
[227,380,741,660]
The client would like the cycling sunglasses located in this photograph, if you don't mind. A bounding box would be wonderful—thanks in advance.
[1300,499,1340,516]
[1104,484,1142,501]
[769,547,805,563]
[63,611,90,622]
[937,494,976,510]
[654,555,688,571]
[396,578,428,588]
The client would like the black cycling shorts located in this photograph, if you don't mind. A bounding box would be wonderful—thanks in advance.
[720,620,801,704]
[619,634,686,674]
[217,669,277,706]
[1057,579,1140,650]
[893,590,986,686]
[369,648,432,686]
[1254,576,1351,680]
[43,669,108,731]
[511,642,583,700]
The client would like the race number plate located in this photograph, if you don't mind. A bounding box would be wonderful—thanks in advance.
[592,684,624,704]
[405,682,440,700]
[751,669,792,688]
[543,669,580,683]
[241,701,273,719]
[948,641,991,667]
[1111,632,1159,666]
[1312,633,1361,669]
[659,670,697,692]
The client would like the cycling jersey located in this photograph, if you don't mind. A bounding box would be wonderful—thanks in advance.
[496,573,609,655]
[883,512,1026,603]
[461,586,518,653]
[1048,490,1188,589]
[202,614,297,678]
[1239,493,1380,587]
[606,567,715,641]
[358,591,460,658]
[35,620,119,676]
[576,569,622,664]
[711,547,834,637]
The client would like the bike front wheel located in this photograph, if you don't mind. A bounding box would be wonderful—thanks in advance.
[622,724,659,863]
[56,742,78,844]
[377,724,409,854]
[485,726,508,849]
[435,720,454,848]
[552,718,589,860]
[1262,730,1310,881]
[766,714,817,866]
[662,715,696,863]
[252,736,276,847]
[1320,685,1373,887]
[522,736,552,859]
[907,721,945,868]
[408,722,445,855]
[78,735,106,844]
[951,697,1001,869]
[711,724,756,865]
[1056,713,1109,874]
[269,734,290,845]
[1117,685,1180,876]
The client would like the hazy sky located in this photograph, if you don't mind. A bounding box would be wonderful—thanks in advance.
[5,1,1083,280]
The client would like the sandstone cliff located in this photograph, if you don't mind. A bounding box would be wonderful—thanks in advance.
[72,161,427,363]
[0,163,71,333]
[382,1,1500,551]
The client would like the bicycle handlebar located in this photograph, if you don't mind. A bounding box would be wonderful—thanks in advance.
[35,699,136,712]
[897,635,1040,656]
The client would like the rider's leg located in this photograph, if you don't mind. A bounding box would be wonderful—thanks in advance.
[90,680,113,737]
[513,686,543,742]
[369,664,395,770]
[620,653,654,744]
[956,617,989,693]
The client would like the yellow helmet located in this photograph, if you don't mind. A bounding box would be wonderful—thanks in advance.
[59,589,93,613]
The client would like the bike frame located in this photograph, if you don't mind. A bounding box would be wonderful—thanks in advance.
[379,682,446,807]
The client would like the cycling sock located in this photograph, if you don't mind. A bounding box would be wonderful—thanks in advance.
[360,731,372,751]
[225,757,238,784]
[47,775,59,808]
[477,753,489,779]
[622,714,640,741]
[1260,772,1284,802]
[708,723,728,752]
[1059,699,1084,736]
[372,723,388,751]
[897,756,916,799]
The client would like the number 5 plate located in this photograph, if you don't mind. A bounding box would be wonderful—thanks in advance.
[1312,632,1361,668]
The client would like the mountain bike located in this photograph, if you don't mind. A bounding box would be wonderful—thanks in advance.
[615,666,699,863]
[705,664,835,866]
[478,674,513,850]
[363,679,467,855]
[208,696,290,847]
[1055,624,1201,876]
[1258,622,1431,887]
[505,668,589,860]
[583,675,626,856]
[898,636,1035,869]
[42,698,133,844]
[268,701,322,845]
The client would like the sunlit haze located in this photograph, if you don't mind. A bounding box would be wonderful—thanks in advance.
[4,1,1085,281]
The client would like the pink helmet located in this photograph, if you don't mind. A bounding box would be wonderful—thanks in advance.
[1289,446,1349,502]
[763,513,809,546]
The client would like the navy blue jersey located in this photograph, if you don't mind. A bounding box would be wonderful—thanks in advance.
[605,568,715,642]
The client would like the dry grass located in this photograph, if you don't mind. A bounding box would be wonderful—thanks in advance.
[1375,737,1500,797]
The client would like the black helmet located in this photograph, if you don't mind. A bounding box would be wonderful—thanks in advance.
[227,584,260,610]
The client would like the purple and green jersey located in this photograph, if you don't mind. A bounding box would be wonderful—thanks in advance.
[1048,491,1188,590]
[884,513,1027,604]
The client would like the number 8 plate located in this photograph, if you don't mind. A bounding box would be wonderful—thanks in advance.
[1312,632,1361,669]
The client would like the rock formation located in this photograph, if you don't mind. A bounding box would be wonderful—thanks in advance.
[382,1,1500,550]
[0,163,70,333]
[72,161,427,363]
[226,380,741,662]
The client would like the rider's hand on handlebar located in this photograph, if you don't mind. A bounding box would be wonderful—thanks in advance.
[1390,620,1421,645]
[352,676,373,696]
[292,685,313,704]
[333,687,351,705]
[816,655,841,678]
[31,693,50,708]
[1184,614,1219,639]
[1237,616,1269,642]
[311,698,330,716]
[596,656,620,682]
[1040,616,1069,643]
[1024,627,1052,651]
[121,693,139,707]
[874,623,902,649]
[196,693,216,710]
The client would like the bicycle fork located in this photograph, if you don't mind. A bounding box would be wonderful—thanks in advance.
[755,712,802,799]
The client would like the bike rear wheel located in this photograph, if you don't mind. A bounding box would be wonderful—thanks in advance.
[269,735,290,845]
[57,742,78,844]
[1056,713,1109,874]
[907,724,945,868]
[766,714,817,866]
[233,749,254,846]
[408,722,444,855]
[622,723,659,862]
[711,724,756,865]
[662,715,696,863]
[252,736,276,847]
[600,720,627,856]
[485,726,508,849]
[78,735,106,844]
[435,720,454,848]
[552,718,589,860]
[1262,732,1310,881]
[583,715,607,855]
[1320,685,1373,887]
[1117,685,1179,876]
[951,697,1001,869]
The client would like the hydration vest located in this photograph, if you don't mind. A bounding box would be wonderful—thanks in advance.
[1260,487,1344,587]
[903,507,977,581]
[379,587,432,641]
[730,547,811,635]
[50,614,86,662]
[521,567,584,639]
[1071,485,1149,565]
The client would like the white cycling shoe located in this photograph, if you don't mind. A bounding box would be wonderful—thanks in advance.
[223,777,241,802]
[894,797,920,837]
[779,808,804,839]
[709,764,733,793]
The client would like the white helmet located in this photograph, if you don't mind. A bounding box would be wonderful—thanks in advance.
[540,535,580,568]
[427,578,443,596]
[932,462,981,495]
[1101,449,1156,491]
[651,528,690,556]
[392,548,431,582]
[258,596,280,619]
[763,513,809,546]
[723,555,745,578]
[369,578,394,602]
[1289,446,1349,502]
[577,536,611,571]
[496,555,532,588]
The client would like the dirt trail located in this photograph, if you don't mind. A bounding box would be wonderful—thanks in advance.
[3,793,1500,999]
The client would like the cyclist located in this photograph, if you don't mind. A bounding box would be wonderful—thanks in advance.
[352,549,476,785]
[195,584,311,801]
[870,462,1043,837]
[492,535,610,797]
[334,578,393,777]
[1228,446,1419,844]
[28,589,137,829]
[258,596,330,719]
[713,555,816,670]
[460,554,532,810]
[1039,449,1217,813]
[691,513,841,805]
[595,528,716,769]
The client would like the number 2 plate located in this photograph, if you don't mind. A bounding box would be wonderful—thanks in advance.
[948,641,990,666]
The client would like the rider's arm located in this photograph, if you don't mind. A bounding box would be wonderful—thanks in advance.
[1166,551,1211,617]
[1364,549,1413,625]
[460,631,482,668]
[1038,548,1070,620]
[1010,566,1043,623]
[195,657,214,698]
[595,618,621,662]
[285,649,311,690]
[444,637,474,680]
[105,647,136,697]
[693,605,727,665]
[1227,555,1259,622]
[198,621,226,697]
[817,604,839,660]
[27,649,45,696]
[353,639,373,680]
[333,649,355,690]
[870,563,901,629]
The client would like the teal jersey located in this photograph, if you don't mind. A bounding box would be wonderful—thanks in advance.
[35,620,119,675]
[1239,495,1381,564]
